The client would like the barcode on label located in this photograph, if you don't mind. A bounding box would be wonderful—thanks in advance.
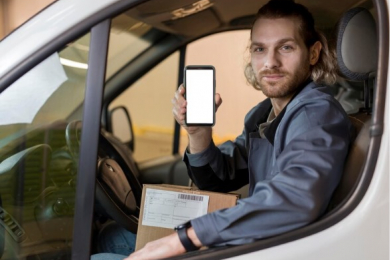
[178,193,204,201]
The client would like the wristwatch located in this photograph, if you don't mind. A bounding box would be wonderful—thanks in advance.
[174,221,200,252]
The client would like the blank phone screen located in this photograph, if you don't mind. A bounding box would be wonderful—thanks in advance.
[185,68,214,125]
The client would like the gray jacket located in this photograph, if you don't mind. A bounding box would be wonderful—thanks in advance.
[184,81,353,246]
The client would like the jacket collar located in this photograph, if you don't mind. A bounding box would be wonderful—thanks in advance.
[263,78,313,145]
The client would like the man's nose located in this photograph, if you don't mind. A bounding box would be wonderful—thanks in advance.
[264,50,280,69]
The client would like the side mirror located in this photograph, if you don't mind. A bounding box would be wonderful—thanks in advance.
[108,106,134,151]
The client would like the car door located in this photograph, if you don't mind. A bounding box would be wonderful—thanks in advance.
[0,2,178,257]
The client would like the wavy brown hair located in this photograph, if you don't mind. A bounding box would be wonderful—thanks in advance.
[244,0,337,90]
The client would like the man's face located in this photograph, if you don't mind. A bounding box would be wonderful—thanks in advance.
[250,17,311,98]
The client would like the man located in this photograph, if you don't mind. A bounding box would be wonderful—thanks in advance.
[92,0,352,259]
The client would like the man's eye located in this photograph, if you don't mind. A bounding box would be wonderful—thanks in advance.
[281,45,293,51]
[253,47,264,53]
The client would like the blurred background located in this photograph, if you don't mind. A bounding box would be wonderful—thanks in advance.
[0,0,55,39]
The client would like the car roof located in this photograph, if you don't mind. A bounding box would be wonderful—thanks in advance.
[126,0,369,36]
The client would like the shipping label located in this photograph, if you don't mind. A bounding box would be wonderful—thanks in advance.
[141,188,209,229]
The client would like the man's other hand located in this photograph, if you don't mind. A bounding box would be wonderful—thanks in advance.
[124,227,202,260]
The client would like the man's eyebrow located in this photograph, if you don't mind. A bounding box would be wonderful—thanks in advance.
[250,38,297,47]
[250,42,262,47]
[277,38,297,44]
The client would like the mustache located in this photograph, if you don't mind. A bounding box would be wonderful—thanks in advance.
[259,69,287,76]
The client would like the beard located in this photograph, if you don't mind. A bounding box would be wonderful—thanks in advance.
[257,65,310,99]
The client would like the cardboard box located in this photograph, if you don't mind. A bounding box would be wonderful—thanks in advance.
[135,184,239,250]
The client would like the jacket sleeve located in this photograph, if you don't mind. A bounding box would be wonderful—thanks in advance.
[183,131,249,192]
[190,100,352,246]
[183,100,270,192]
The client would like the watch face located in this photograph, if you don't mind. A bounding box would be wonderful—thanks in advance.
[174,224,185,230]
[174,221,191,230]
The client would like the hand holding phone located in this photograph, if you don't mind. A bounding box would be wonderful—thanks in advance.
[184,65,215,126]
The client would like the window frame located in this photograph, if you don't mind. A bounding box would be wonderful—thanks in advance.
[70,19,111,260]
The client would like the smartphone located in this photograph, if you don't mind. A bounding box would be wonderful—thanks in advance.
[184,65,215,126]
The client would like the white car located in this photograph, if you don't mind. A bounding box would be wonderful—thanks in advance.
[0,0,388,259]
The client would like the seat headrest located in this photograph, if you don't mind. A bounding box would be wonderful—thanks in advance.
[337,7,378,81]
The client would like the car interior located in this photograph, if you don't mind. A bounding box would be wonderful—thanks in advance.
[0,0,383,259]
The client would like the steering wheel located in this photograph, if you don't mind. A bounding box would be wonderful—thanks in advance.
[65,120,142,233]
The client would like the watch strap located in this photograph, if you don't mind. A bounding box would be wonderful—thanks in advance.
[176,224,199,252]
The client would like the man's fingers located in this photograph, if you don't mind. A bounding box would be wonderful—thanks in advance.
[179,84,185,93]
[173,85,187,113]
[174,85,185,99]
[172,85,188,125]
[215,93,222,111]
[172,107,185,122]
[172,98,186,117]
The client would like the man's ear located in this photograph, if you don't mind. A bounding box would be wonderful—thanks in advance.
[309,41,322,65]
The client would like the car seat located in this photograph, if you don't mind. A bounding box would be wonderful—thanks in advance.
[326,7,377,213]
